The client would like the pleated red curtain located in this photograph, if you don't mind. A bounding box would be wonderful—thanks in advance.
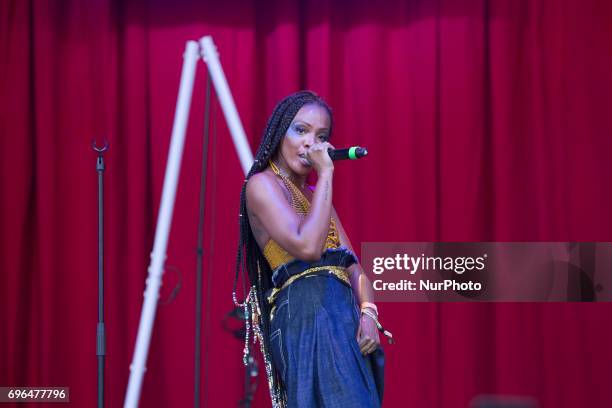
[1,0,612,407]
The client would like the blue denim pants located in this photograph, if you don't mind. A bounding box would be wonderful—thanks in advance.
[268,249,382,408]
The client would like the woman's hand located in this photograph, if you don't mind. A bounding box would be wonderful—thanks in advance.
[357,310,381,355]
[306,142,334,174]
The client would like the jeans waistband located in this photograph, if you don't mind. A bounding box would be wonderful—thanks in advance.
[270,247,358,289]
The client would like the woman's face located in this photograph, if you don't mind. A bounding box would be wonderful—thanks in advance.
[277,103,331,178]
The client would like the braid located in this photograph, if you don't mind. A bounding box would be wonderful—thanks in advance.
[233,91,333,400]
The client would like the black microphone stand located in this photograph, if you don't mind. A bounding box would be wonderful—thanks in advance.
[194,74,211,408]
[222,307,259,408]
[93,139,109,408]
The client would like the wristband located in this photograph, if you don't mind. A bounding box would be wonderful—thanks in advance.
[360,302,378,315]
[361,308,394,344]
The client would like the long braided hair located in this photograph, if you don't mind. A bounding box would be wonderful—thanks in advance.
[233,91,333,399]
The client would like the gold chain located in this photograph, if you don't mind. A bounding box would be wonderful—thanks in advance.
[269,161,310,215]
[269,161,340,249]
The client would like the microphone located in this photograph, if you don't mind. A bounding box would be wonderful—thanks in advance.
[328,146,368,161]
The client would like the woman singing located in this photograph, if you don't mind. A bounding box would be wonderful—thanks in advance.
[234,91,388,407]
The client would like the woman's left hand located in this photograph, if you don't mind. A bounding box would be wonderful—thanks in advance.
[357,311,381,355]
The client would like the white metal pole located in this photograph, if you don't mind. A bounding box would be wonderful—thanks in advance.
[124,40,200,408]
[200,36,253,175]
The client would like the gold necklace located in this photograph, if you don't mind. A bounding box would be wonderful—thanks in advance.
[269,161,310,214]
[269,160,341,249]
[269,160,307,188]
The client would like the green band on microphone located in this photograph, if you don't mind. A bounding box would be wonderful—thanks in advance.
[348,146,358,160]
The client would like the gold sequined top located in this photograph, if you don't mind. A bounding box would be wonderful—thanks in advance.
[262,161,341,270]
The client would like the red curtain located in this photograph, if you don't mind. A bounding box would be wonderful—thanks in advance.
[2,0,612,407]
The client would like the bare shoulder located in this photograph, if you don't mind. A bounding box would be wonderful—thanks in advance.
[246,170,276,187]
[246,171,288,209]
[245,171,295,247]
[246,171,279,200]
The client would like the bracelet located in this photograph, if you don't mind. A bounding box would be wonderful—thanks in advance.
[361,308,394,344]
[360,302,378,315]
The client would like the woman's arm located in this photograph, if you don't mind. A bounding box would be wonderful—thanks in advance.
[246,168,334,261]
[331,207,381,355]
